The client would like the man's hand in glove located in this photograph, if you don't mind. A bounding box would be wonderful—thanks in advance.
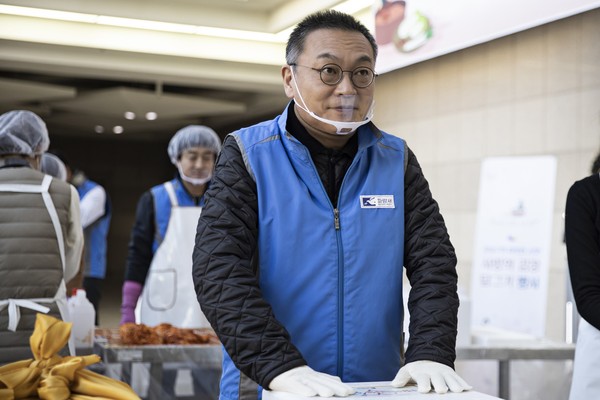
[269,366,355,397]
[391,360,472,394]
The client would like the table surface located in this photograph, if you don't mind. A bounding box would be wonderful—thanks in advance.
[264,382,502,400]
[92,340,574,400]
[92,340,575,375]
[93,340,223,368]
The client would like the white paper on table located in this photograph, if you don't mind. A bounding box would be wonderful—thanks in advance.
[263,382,503,400]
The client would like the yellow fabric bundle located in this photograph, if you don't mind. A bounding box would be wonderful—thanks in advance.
[0,313,140,400]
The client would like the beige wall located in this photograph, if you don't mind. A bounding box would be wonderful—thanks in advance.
[375,8,600,341]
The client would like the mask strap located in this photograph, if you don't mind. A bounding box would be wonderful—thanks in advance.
[290,68,311,113]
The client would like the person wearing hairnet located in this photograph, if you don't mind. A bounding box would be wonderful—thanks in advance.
[120,125,221,397]
[41,152,68,181]
[52,151,111,326]
[0,110,83,364]
[41,152,87,295]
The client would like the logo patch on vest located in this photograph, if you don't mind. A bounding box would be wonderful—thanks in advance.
[360,195,395,209]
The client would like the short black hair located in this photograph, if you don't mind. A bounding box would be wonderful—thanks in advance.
[286,10,378,65]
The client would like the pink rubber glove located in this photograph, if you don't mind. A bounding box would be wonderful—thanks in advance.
[120,280,143,325]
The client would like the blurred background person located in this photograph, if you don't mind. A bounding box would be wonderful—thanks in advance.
[42,152,85,295]
[0,110,83,364]
[120,125,221,327]
[120,125,221,398]
[41,152,68,182]
[565,152,600,399]
[53,151,112,325]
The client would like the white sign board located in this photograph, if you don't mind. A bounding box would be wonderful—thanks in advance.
[470,156,556,337]
[374,0,600,74]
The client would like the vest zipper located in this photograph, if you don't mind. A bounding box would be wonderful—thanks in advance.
[334,152,363,379]
[296,138,361,380]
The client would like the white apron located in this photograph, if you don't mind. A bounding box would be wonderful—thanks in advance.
[136,182,210,328]
[569,317,600,399]
[0,174,74,355]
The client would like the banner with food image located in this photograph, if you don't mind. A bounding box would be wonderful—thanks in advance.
[373,0,600,74]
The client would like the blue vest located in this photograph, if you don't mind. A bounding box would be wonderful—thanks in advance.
[150,178,205,252]
[77,179,111,279]
[220,106,406,400]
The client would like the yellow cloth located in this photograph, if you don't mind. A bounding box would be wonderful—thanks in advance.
[0,313,140,400]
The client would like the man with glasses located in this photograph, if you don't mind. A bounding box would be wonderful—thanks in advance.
[193,10,470,400]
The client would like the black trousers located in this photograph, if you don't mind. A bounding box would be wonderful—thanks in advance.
[83,277,102,326]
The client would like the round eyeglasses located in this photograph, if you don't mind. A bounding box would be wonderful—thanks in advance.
[290,63,377,88]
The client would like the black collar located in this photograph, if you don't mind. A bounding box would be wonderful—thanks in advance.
[285,101,357,157]
[0,157,31,169]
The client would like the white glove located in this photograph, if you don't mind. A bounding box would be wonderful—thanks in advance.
[391,360,472,394]
[269,366,355,397]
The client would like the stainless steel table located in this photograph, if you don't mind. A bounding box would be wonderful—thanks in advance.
[93,340,222,400]
[456,343,575,400]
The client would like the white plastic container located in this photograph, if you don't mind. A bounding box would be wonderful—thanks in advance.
[67,289,95,349]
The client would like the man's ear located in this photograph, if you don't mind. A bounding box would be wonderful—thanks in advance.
[281,65,295,99]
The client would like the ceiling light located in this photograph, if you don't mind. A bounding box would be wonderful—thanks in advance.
[0,5,97,23]
[97,15,196,35]
[145,112,158,121]
[113,125,124,134]
[94,125,104,134]
[124,111,136,120]
[0,5,285,43]
[0,2,371,44]
[332,0,373,15]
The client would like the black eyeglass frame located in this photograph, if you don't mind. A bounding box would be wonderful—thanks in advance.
[289,63,378,88]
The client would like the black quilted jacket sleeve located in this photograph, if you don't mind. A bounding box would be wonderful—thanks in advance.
[403,146,459,369]
[192,135,307,389]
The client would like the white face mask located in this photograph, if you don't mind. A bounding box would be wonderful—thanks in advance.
[177,163,211,186]
[291,68,374,135]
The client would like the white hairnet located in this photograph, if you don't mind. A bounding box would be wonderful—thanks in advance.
[41,153,67,181]
[0,110,50,156]
[167,125,221,165]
